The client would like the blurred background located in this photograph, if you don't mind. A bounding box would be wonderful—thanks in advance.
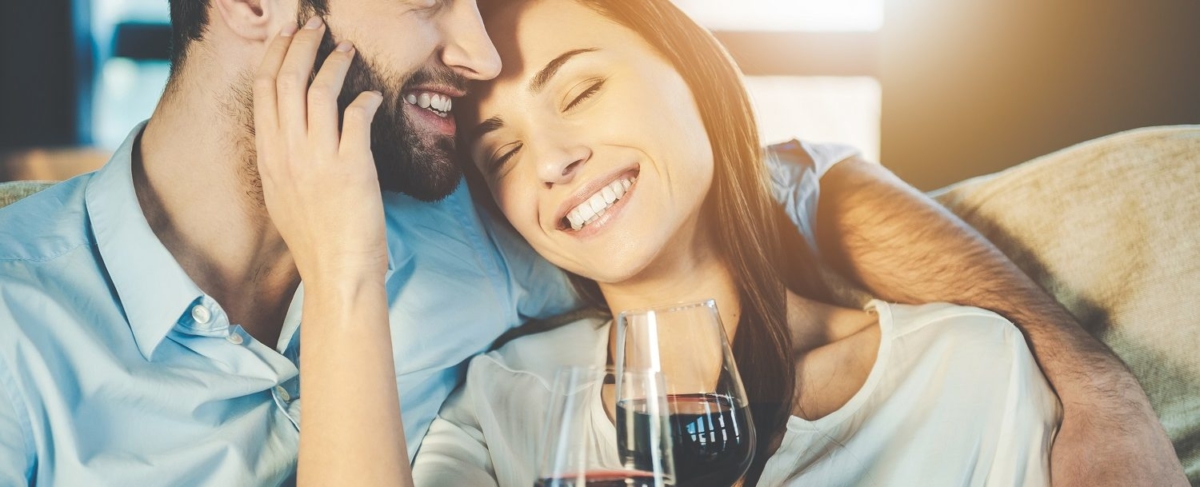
[1,0,1198,189]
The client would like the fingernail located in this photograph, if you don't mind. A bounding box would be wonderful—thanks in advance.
[335,41,353,53]
[304,16,323,30]
[372,91,384,103]
[281,24,299,37]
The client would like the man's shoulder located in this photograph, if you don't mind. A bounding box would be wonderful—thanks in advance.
[380,181,490,256]
[0,175,96,263]
[381,180,474,222]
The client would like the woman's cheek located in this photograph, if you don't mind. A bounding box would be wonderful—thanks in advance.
[496,185,542,239]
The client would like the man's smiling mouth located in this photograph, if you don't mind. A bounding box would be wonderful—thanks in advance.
[403,90,454,118]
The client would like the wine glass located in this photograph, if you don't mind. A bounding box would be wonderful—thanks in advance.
[615,300,756,487]
[536,366,676,487]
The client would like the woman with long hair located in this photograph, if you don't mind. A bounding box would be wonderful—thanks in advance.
[409,0,1060,485]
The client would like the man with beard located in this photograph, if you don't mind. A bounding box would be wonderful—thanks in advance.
[0,0,1182,485]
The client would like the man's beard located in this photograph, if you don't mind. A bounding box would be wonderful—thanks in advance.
[313,32,469,202]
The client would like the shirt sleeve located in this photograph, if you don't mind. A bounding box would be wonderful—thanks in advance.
[480,209,584,323]
[411,384,501,487]
[763,139,861,259]
[0,361,35,485]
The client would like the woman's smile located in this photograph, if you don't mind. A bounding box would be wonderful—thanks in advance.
[555,166,640,238]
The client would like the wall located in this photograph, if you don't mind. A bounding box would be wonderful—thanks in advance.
[0,0,89,151]
[880,0,1200,190]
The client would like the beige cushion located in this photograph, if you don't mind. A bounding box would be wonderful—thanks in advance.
[934,126,1200,480]
[0,181,54,209]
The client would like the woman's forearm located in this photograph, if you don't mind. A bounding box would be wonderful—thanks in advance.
[298,278,413,487]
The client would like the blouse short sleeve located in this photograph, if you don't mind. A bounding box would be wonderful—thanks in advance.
[764,140,861,259]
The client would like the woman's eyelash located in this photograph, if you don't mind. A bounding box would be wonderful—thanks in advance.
[491,143,522,174]
[565,81,605,111]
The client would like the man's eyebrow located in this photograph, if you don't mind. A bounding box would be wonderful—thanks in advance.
[529,48,599,93]
[471,116,506,141]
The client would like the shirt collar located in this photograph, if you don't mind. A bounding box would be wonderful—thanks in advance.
[86,122,206,360]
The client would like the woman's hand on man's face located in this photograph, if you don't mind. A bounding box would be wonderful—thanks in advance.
[252,17,389,286]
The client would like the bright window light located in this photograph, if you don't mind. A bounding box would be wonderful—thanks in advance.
[743,76,881,162]
[672,0,884,32]
[90,0,171,148]
[93,58,170,149]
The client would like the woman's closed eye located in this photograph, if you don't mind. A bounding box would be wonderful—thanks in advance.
[564,79,606,111]
[489,142,523,177]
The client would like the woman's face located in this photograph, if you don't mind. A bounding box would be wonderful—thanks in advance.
[464,0,715,284]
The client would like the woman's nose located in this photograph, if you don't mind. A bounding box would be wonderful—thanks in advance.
[535,144,592,188]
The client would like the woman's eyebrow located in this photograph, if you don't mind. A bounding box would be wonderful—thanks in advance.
[471,49,600,141]
[529,48,599,93]
[472,116,505,141]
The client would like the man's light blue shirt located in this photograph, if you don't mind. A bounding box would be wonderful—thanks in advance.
[0,124,578,485]
[0,123,838,485]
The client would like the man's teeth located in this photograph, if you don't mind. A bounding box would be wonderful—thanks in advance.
[403,91,453,117]
[566,177,635,231]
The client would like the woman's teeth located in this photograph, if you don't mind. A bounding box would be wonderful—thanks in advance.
[565,177,635,231]
[403,91,453,117]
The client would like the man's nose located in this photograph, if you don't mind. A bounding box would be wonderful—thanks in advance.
[440,0,502,81]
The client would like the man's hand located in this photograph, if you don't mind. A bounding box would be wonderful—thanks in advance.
[253,17,389,286]
[806,157,1187,486]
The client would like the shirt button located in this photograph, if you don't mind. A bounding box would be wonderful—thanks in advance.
[274,386,291,402]
[226,333,244,345]
[191,305,212,325]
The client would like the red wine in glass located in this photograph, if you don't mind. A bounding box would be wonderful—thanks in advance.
[618,393,754,487]
[534,470,660,487]
[617,300,757,486]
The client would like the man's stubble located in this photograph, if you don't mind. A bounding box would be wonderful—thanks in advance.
[234,23,470,208]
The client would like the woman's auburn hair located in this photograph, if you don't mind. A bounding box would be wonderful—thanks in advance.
[471,0,829,483]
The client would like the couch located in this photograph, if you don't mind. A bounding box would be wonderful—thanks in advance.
[1,126,1197,481]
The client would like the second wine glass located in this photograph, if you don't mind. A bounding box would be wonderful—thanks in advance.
[536,366,676,487]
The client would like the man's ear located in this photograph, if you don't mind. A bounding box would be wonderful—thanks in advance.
[212,0,292,42]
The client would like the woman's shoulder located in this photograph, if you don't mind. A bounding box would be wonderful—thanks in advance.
[872,300,1019,341]
[870,300,1031,371]
[870,299,1062,439]
[466,314,611,383]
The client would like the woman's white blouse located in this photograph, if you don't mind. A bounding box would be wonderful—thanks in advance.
[411,301,1061,486]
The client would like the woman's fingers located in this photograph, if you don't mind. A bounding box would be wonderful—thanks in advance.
[308,41,356,155]
[276,16,327,152]
[340,91,385,161]
[253,24,298,141]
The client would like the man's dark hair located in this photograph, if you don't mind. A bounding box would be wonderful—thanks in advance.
[167,0,329,77]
